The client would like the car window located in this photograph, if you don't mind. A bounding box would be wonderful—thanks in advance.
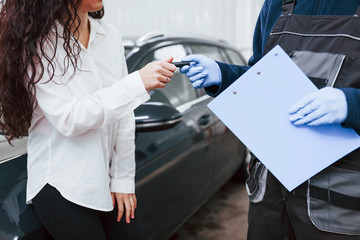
[189,44,226,62]
[226,49,246,65]
[138,45,197,108]
[124,47,132,57]
[138,45,188,67]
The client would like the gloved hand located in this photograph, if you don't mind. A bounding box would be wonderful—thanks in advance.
[289,87,348,126]
[179,55,222,88]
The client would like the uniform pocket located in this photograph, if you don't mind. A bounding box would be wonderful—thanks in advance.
[291,51,345,89]
[245,158,268,203]
[308,166,360,235]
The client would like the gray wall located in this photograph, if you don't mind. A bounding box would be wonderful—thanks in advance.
[103,0,264,60]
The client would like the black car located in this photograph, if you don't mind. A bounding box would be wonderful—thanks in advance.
[0,32,249,240]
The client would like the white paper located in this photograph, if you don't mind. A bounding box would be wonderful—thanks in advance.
[208,45,360,191]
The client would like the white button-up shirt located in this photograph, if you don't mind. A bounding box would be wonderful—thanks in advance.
[26,17,149,211]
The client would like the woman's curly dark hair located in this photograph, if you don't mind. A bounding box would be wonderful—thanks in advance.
[0,0,104,143]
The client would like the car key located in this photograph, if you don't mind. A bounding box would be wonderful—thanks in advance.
[172,61,191,67]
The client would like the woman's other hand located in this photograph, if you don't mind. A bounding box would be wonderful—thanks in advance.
[111,192,137,223]
[139,57,176,90]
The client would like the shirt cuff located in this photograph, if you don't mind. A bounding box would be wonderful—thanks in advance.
[204,61,248,97]
[118,71,150,109]
[205,84,227,97]
[340,88,360,131]
[110,179,135,193]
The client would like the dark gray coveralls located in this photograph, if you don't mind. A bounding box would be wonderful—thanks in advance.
[246,1,360,239]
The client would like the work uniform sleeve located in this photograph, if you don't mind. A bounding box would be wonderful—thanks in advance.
[340,88,360,133]
[204,62,249,97]
[204,0,275,97]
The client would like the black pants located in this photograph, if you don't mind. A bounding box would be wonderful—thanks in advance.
[247,171,360,240]
[32,184,143,240]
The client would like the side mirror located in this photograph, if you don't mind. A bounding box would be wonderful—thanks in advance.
[134,102,183,132]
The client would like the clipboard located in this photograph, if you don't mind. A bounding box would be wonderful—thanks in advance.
[208,45,360,191]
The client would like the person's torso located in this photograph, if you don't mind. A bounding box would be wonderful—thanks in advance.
[263,0,360,169]
[26,18,126,211]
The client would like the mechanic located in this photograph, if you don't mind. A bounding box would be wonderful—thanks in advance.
[180,0,360,239]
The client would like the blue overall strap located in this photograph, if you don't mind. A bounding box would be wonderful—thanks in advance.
[281,0,296,15]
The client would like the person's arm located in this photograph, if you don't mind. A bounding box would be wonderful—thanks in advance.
[35,44,174,137]
[179,55,250,97]
[181,0,273,97]
[34,66,149,137]
[206,0,275,97]
[110,111,137,223]
[109,44,138,224]
[204,62,249,97]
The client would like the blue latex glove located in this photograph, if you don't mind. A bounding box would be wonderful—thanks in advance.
[289,87,348,126]
[179,55,222,88]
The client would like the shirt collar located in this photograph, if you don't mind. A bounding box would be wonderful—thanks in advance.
[87,17,106,48]
[88,17,106,36]
[52,17,106,50]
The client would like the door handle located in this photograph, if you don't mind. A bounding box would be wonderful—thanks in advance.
[197,114,211,126]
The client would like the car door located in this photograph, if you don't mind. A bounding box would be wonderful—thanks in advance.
[132,44,217,240]
[0,136,50,240]
[187,43,248,192]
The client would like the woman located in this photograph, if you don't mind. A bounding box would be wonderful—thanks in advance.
[0,0,176,239]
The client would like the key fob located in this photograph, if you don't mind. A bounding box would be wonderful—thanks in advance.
[172,61,191,67]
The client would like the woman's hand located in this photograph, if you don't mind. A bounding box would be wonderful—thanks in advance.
[111,192,137,223]
[139,57,176,90]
